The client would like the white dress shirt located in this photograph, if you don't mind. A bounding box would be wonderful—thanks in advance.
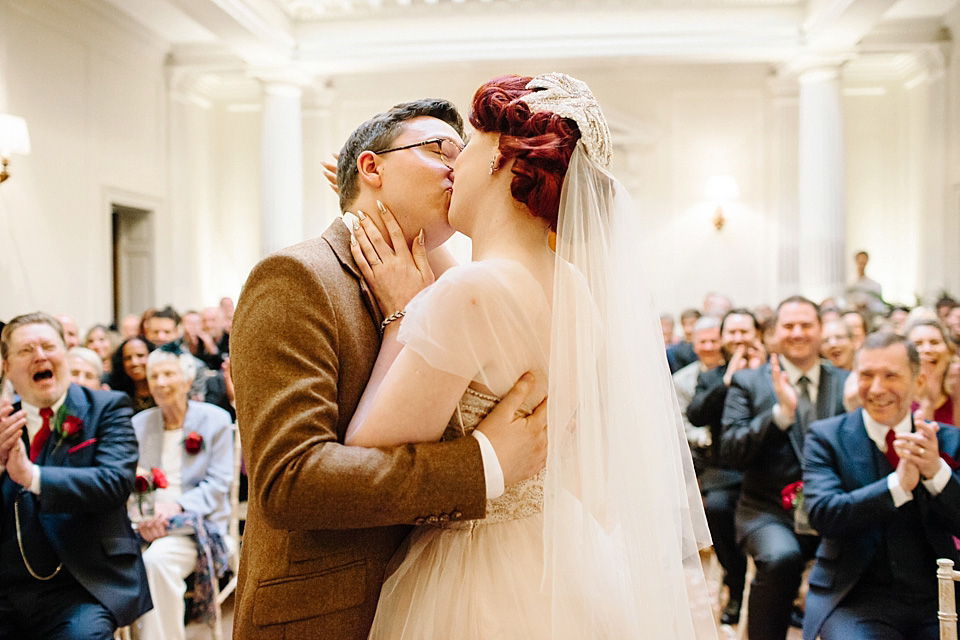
[20,391,68,494]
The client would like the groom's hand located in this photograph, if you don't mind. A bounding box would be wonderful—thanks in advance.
[476,373,548,487]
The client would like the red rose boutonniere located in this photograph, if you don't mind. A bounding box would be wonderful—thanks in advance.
[781,480,803,511]
[184,431,203,455]
[51,405,84,453]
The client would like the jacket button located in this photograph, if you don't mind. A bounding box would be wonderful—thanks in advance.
[426,515,439,524]
[438,514,450,522]
[452,511,462,520]
[414,517,426,525]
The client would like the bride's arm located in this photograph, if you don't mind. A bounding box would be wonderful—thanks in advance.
[345,327,470,446]
[344,209,470,446]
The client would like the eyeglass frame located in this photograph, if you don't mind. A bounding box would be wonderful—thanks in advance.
[372,137,464,167]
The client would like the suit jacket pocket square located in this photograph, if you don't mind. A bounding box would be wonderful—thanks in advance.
[68,438,97,454]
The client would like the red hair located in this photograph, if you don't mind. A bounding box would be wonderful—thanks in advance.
[469,75,581,231]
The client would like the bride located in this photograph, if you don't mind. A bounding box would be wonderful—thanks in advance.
[345,73,717,639]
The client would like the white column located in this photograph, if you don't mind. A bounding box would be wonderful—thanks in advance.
[768,74,800,301]
[797,65,846,303]
[260,82,304,256]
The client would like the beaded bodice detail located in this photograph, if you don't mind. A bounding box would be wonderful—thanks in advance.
[440,388,545,527]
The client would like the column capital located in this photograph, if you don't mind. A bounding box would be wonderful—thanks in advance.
[248,68,314,95]
[780,51,857,82]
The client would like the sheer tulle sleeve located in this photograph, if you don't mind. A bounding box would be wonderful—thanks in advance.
[397,260,550,399]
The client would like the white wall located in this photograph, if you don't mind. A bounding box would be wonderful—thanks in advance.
[0,0,168,332]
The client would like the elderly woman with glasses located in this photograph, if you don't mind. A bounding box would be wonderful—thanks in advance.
[131,350,234,640]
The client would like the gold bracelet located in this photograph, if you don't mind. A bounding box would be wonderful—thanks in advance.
[380,309,406,333]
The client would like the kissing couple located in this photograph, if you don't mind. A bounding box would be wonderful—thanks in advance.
[230,72,718,640]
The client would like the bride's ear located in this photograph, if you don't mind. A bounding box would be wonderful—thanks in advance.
[357,151,383,189]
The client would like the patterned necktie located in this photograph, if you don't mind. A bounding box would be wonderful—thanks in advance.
[884,429,899,469]
[796,375,815,431]
[30,407,54,462]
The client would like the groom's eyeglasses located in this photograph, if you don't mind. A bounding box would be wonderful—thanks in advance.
[373,138,463,168]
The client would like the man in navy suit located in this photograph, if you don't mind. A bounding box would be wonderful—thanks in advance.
[803,331,960,640]
[0,312,152,639]
[721,296,850,640]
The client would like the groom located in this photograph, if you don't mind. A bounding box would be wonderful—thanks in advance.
[231,99,548,639]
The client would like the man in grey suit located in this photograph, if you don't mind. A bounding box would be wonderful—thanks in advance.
[721,295,849,640]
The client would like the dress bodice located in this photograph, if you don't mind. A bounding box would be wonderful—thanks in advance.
[439,387,545,528]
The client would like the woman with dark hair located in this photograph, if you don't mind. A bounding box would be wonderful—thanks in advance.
[344,74,713,639]
[106,336,157,413]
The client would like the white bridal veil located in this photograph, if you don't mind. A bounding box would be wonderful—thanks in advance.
[525,74,718,640]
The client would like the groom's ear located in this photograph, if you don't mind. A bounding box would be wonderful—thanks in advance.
[356,151,384,190]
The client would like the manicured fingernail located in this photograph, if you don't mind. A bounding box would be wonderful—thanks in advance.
[377,200,387,215]
[353,221,360,231]
[357,210,366,221]
[350,235,357,246]
[418,229,425,245]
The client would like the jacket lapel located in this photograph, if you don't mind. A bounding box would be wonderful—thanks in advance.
[322,220,383,327]
[41,384,91,466]
[840,409,881,487]
[816,364,837,420]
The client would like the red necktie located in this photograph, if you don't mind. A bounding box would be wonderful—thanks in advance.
[30,407,54,462]
[884,428,899,469]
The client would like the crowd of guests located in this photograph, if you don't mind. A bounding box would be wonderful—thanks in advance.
[0,300,238,640]
[669,265,960,640]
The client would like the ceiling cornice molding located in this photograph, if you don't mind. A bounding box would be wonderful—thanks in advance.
[5,0,170,65]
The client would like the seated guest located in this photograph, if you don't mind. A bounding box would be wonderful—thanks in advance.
[85,324,119,375]
[0,313,152,638]
[842,310,868,350]
[107,337,157,414]
[54,314,80,349]
[687,308,765,625]
[667,308,701,373]
[67,346,104,390]
[885,305,910,335]
[820,319,855,371]
[131,350,233,640]
[143,307,180,348]
[936,296,957,326]
[674,316,724,452]
[661,312,676,347]
[181,310,223,370]
[201,307,229,354]
[803,332,960,640]
[948,305,960,346]
[906,319,960,425]
[721,296,849,640]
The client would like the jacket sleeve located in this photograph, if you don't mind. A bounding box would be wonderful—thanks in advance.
[925,429,960,529]
[719,371,777,470]
[39,394,138,513]
[176,411,234,518]
[687,369,726,428]
[232,252,487,532]
[803,422,897,537]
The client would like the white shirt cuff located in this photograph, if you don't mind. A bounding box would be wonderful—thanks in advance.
[29,464,41,495]
[471,431,505,500]
[887,472,913,507]
[921,458,952,496]
[772,404,793,431]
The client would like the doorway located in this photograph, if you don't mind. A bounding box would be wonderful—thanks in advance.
[112,204,155,325]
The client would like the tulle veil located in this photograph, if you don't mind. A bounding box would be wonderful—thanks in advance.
[532,74,717,639]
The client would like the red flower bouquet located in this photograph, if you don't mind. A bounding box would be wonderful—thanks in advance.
[781,481,803,511]
[133,466,168,517]
[184,431,203,455]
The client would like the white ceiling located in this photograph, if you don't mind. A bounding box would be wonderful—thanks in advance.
[99,0,958,78]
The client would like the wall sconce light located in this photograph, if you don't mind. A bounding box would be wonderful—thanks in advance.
[704,175,739,231]
[0,114,31,184]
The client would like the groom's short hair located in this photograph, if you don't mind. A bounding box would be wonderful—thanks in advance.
[337,99,464,212]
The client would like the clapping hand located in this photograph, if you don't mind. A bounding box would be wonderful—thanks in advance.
[322,154,339,195]
[0,398,27,467]
[770,355,798,422]
[895,420,942,480]
[350,201,435,321]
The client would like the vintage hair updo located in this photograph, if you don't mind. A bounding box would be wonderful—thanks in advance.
[469,75,582,231]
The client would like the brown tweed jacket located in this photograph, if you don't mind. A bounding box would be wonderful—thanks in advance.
[230,220,487,639]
